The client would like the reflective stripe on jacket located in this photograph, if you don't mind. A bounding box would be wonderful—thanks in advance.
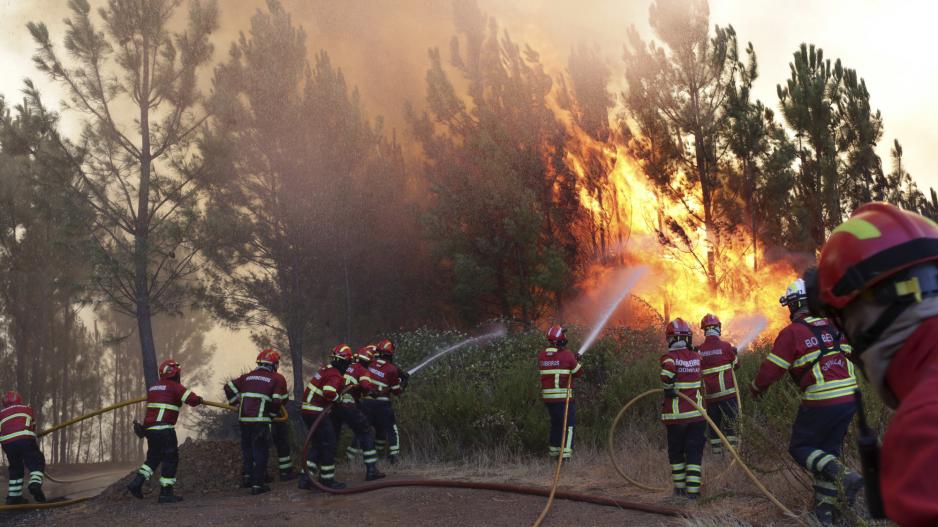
[0,405,36,445]
[225,368,289,423]
[660,345,705,424]
[302,365,345,415]
[538,347,583,402]
[143,380,201,429]
[699,335,739,401]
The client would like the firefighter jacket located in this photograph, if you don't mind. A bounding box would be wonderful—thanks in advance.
[302,365,345,416]
[659,344,705,425]
[751,315,857,407]
[143,379,202,430]
[879,316,938,527]
[699,335,739,402]
[340,363,377,404]
[366,359,403,401]
[225,367,289,423]
[538,347,584,403]
[0,404,36,445]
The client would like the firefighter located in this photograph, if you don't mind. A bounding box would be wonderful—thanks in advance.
[0,391,45,504]
[750,279,863,525]
[364,338,408,464]
[224,349,290,495]
[698,314,739,454]
[660,318,706,499]
[343,345,376,464]
[127,359,202,503]
[331,344,385,481]
[805,202,938,526]
[298,346,350,490]
[537,325,583,460]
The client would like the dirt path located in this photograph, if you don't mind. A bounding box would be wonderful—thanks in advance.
[8,476,681,527]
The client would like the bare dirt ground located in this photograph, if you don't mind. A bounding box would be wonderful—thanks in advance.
[0,439,834,527]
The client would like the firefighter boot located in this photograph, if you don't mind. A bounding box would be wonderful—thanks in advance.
[157,485,183,504]
[365,463,386,481]
[250,483,271,495]
[5,496,27,505]
[279,468,297,481]
[28,482,46,503]
[844,471,864,507]
[813,503,835,526]
[127,473,146,499]
[297,472,317,491]
[320,478,346,490]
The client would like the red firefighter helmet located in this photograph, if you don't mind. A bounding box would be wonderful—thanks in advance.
[700,313,721,330]
[665,318,692,340]
[546,325,567,344]
[256,348,281,366]
[159,359,181,379]
[332,344,354,361]
[2,390,22,407]
[375,339,395,355]
[357,345,376,362]
[814,202,938,310]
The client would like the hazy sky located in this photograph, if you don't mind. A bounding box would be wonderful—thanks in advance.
[1,0,936,409]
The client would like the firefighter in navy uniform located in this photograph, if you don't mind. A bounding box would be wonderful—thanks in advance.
[697,314,740,454]
[364,339,407,464]
[537,325,584,460]
[0,391,46,504]
[750,279,864,525]
[127,359,202,503]
[660,318,706,499]
[298,346,350,490]
[331,344,386,481]
[224,349,290,495]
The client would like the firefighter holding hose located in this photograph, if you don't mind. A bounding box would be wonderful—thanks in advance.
[224,349,290,495]
[660,318,706,498]
[365,339,407,464]
[332,344,386,481]
[0,391,46,504]
[698,314,739,455]
[538,325,583,460]
[805,202,938,526]
[127,359,202,503]
[750,279,863,525]
[298,345,351,490]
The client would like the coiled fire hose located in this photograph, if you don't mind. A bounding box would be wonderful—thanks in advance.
[0,397,286,511]
[299,390,684,521]
[607,387,810,527]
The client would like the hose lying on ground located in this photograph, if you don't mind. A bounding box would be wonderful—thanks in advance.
[607,388,809,527]
[299,398,684,520]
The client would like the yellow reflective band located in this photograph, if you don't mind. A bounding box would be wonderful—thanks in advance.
[661,409,703,420]
[0,413,31,427]
[541,369,573,375]
[660,370,676,378]
[670,463,686,470]
[147,424,174,431]
[807,377,858,392]
[674,381,700,389]
[832,218,881,240]
[0,430,36,442]
[322,385,337,393]
[147,403,182,412]
[182,389,192,401]
[239,416,272,422]
[803,386,857,401]
[704,387,738,400]
[571,363,583,374]
[302,404,325,412]
[272,393,289,400]
[661,357,675,364]
[241,392,272,402]
[767,353,792,369]
[701,364,733,375]
[793,351,821,368]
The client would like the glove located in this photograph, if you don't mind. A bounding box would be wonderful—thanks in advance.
[663,387,677,398]
[194,396,204,406]
[749,383,763,400]
[400,371,410,389]
[132,420,146,439]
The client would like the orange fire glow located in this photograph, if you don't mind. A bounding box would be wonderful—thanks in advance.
[563,120,797,347]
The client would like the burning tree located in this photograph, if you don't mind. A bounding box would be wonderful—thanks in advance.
[28,0,219,387]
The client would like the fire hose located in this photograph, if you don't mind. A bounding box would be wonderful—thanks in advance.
[299,390,685,521]
[607,388,810,527]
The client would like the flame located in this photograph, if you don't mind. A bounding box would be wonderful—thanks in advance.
[562,120,797,344]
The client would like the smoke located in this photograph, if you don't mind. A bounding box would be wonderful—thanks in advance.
[575,265,650,356]
[724,314,769,352]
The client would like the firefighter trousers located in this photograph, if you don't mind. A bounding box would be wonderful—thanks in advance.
[706,397,738,454]
[788,402,857,508]
[332,403,378,466]
[240,422,272,486]
[2,438,45,497]
[666,420,706,496]
[545,401,576,459]
[362,399,399,458]
[303,413,338,481]
[137,428,179,488]
[272,420,292,473]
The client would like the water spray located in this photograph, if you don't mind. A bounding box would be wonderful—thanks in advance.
[729,314,768,351]
[406,325,508,376]
[575,266,650,357]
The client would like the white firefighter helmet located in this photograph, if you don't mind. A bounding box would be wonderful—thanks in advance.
[779,278,808,307]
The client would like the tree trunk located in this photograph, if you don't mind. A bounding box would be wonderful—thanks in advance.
[287,328,304,403]
[135,32,158,388]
